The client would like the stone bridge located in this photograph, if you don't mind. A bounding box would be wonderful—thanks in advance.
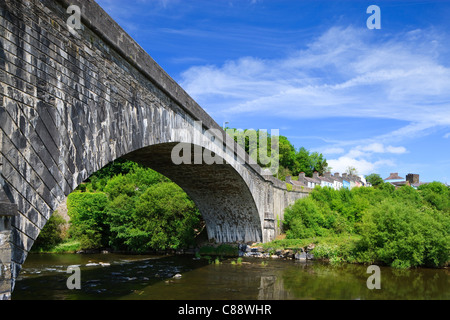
[0,0,308,298]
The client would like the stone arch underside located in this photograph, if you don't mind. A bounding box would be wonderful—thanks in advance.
[124,143,263,244]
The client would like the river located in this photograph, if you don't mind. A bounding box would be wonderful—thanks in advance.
[12,253,449,300]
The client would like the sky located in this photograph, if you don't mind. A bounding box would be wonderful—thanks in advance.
[96,0,450,183]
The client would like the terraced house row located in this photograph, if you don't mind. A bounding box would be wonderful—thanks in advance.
[286,172,371,191]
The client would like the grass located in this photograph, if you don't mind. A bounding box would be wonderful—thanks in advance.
[31,240,81,253]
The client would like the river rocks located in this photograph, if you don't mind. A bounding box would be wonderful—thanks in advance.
[295,251,307,261]
[239,244,315,260]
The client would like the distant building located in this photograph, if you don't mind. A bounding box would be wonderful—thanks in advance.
[384,172,429,189]
[384,172,408,187]
[384,172,404,183]
[318,172,334,188]
[332,172,344,190]
[342,173,351,189]
[406,173,428,189]
[287,171,369,191]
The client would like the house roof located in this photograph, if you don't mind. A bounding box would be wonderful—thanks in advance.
[304,176,320,184]
[384,173,404,180]
[318,176,333,183]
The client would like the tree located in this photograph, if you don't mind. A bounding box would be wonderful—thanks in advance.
[32,211,67,251]
[365,173,384,187]
[346,166,358,175]
[67,192,109,250]
[132,182,201,251]
[309,152,328,176]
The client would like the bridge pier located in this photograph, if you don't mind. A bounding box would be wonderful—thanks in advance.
[0,186,17,300]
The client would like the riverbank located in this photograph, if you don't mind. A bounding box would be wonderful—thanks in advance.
[32,233,448,269]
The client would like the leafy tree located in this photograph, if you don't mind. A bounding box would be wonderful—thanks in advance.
[358,200,449,268]
[131,182,201,251]
[228,129,328,180]
[365,173,384,187]
[32,212,67,251]
[67,192,109,250]
[346,166,358,176]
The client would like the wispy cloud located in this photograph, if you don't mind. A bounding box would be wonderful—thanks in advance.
[180,25,450,175]
[181,26,450,128]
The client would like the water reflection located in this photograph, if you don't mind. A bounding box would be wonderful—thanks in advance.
[13,254,449,300]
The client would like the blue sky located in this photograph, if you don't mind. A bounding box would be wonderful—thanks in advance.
[96,0,450,183]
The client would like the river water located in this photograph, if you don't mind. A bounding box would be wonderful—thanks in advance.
[13,253,449,300]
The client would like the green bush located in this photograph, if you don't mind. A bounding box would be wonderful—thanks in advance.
[32,212,67,251]
[106,182,201,252]
[357,200,449,268]
[284,197,335,238]
[282,183,450,268]
[67,192,109,250]
[132,182,201,251]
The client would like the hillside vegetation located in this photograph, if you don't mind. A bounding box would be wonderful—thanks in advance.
[281,182,450,268]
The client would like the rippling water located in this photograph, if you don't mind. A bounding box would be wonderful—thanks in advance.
[13,253,449,300]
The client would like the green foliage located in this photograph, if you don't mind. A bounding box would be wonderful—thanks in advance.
[283,183,450,268]
[357,200,449,268]
[228,129,327,180]
[32,212,67,251]
[286,183,293,191]
[418,181,450,212]
[365,173,384,187]
[130,182,201,251]
[67,192,109,250]
[65,160,201,253]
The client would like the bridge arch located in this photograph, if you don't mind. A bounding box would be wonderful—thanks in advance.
[0,0,309,297]
[124,142,263,244]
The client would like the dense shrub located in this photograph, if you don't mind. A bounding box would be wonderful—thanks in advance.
[357,200,449,268]
[67,192,109,250]
[65,160,201,252]
[32,212,67,251]
[107,182,201,252]
[283,183,450,268]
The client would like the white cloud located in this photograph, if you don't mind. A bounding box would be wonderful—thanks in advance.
[360,143,385,153]
[355,143,407,155]
[180,26,450,135]
[444,132,450,139]
[323,142,406,175]
[385,146,407,154]
[327,156,395,176]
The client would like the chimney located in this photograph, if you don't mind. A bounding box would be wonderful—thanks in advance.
[334,172,340,178]
[298,172,306,183]
[324,172,331,178]
[286,176,292,183]
[342,173,347,179]
[313,171,319,179]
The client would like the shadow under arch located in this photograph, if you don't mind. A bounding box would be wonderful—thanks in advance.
[123,142,263,244]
